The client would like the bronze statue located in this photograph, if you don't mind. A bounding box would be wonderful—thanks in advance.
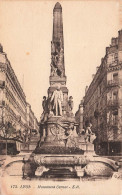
[51,86,63,116]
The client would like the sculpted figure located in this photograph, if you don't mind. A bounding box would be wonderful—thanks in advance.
[57,47,64,77]
[50,63,57,76]
[42,96,47,111]
[41,96,49,122]
[65,123,76,147]
[50,40,64,77]
[85,123,96,143]
[58,48,63,64]
[59,37,63,50]
[51,86,63,116]
[51,52,59,76]
[51,41,55,53]
[52,122,75,147]
[68,96,74,111]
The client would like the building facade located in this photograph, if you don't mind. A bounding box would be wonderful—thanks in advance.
[0,45,39,154]
[82,30,122,155]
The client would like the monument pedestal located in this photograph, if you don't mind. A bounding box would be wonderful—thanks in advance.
[84,143,96,156]
[74,166,85,177]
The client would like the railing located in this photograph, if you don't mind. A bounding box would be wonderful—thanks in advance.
[107,99,119,107]
[107,79,122,87]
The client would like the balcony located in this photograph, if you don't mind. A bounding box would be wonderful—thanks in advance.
[107,79,122,88]
[107,99,119,107]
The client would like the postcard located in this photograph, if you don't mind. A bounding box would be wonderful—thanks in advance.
[0,1,122,195]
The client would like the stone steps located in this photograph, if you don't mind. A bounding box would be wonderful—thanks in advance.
[42,168,77,178]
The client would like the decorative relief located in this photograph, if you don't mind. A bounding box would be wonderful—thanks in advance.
[49,122,77,147]
[50,38,65,77]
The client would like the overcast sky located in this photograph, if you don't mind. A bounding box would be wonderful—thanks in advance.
[0,1,120,120]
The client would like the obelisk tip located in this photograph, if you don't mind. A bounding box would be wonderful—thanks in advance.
[54,2,62,10]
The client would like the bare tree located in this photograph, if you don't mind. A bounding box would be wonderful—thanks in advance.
[0,110,31,155]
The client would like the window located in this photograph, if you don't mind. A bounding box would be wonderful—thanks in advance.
[113,114,118,126]
[113,73,118,82]
[107,53,115,65]
[113,91,118,100]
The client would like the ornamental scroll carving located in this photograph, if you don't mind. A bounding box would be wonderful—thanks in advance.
[50,122,76,147]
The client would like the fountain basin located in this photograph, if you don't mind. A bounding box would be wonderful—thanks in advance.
[22,153,119,178]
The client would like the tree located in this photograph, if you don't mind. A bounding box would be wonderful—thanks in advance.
[0,111,31,155]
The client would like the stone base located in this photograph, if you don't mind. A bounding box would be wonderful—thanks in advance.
[40,115,77,148]
[75,141,96,156]
[41,167,77,178]
[78,142,87,151]
[28,143,38,151]
[74,166,85,177]
[84,143,96,156]
[23,154,119,178]
[86,143,94,151]
[33,146,84,155]
[49,76,67,90]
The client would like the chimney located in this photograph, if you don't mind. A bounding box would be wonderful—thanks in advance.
[92,74,95,79]
[111,38,118,46]
[106,47,109,54]
[85,86,88,94]
[96,66,99,72]
[118,30,122,51]
[101,58,104,64]
[80,99,84,106]
[0,44,3,53]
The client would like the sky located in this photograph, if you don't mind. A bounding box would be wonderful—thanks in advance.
[0,1,121,120]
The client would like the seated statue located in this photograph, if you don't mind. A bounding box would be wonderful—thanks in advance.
[85,123,96,143]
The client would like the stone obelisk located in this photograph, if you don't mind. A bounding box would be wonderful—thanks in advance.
[48,2,68,114]
[39,2,75,147]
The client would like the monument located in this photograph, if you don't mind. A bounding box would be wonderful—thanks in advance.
[38,2,79,150]
[22,2,119,179]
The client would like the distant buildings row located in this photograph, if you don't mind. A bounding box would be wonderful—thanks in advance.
[76,30,122,155]
[0,45,39,154]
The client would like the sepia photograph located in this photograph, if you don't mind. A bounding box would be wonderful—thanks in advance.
[0,1,122,195]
